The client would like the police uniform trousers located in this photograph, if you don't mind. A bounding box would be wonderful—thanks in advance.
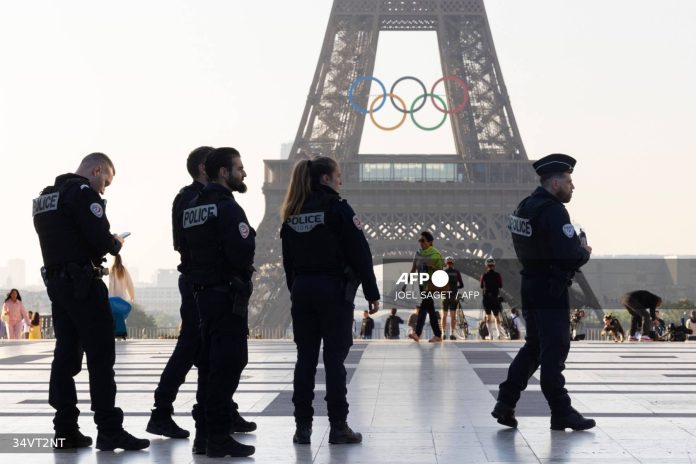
[154,274,243,418]
[496,277,572,415]
[47,276,123,433]
[194,286,248,438]
[291,275,354,425]
[415,295,442,338]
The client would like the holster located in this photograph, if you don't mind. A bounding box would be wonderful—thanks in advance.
[229,277,253,317]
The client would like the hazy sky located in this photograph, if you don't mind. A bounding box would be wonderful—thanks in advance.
[1,0,695,286]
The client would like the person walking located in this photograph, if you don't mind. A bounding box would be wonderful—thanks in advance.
[492,153,595,431]
[109,255,135,340]
[384,308,404,340]
[480,258,503,339]
[360,310,374,340]
[28,312,42,340]
[3,289,30,340]
[280,156,380,445]
[182,147,256,458]
[442,257,463,340]
[407,231,444,343]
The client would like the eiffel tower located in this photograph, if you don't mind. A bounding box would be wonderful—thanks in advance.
[250,0,600,333]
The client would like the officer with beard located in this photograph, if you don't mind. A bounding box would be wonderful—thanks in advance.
[492,153,595,431]
[182,147,255,457]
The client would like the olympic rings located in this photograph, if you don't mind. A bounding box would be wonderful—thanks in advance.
[369,93,408,131]
[389,76,427,114]
[430,76,469,114]
[410,93,448,131]
[347,75,469,131]
[348,76,386,114]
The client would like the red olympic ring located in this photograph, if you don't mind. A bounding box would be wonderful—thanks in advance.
[430,76,469,114]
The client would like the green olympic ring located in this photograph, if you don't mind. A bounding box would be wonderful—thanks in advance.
[409,93,449,131]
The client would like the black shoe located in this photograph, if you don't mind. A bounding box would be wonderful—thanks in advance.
[293,423,312,444]
[449,335,457,341]
[230,415,257,433]
[54,430,93,449]
[96,430,150,451]
[146,411,190,438]
[491,401,518,428]
[206,436,255,458]
[550,409,596,431]
[328,422,362,444]
[191,433,206,455]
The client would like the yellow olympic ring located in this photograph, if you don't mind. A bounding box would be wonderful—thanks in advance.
[369,93,407,131]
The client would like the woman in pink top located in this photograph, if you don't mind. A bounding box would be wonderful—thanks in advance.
[3,289,30,340]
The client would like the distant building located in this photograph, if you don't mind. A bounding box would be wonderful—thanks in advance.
[7,259,26,288]
[136,286,181,314]
[155,269,179,288]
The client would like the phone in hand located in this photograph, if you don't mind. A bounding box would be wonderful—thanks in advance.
[118,232,131,239]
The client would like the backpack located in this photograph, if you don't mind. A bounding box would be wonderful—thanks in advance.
[509,316,520,340]
[478,320,489,339]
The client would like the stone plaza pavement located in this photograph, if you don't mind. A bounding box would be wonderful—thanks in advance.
[1,339,696,463]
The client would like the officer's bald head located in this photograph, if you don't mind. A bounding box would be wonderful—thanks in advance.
[76,152,115,195]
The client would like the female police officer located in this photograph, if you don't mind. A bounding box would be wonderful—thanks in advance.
[280,156,380,445]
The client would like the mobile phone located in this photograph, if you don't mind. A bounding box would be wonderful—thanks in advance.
[118,232,131,239]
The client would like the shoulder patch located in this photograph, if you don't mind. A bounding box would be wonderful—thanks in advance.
[80,184,90,190]
[239,222,250,239]
[562,224,575,238]
[182,204,217,229]
[32,192,60,217]
[286,212,325,233]
[352,215,363,230]
[90,202,103,218]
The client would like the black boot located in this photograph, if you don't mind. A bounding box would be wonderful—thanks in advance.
[146,408,190,439]
[550,408,596,431]
[328,422,362,444]
[206,435,255,458]
[491,401,518,428]
[96,430,150,451]
[230,414,257,433]
[293,423,312,444]
[54,430,93,449]
[191,431,207,455]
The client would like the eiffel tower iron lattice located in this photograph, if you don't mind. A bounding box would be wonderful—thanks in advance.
[249,0,601,334]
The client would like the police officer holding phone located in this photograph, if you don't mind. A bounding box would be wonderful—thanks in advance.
[33,153,149,451]
[492,153,595,431]
[280,156,380,445]
[181,147,255,458]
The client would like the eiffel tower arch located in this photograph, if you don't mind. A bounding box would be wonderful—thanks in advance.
[250,0,601,333]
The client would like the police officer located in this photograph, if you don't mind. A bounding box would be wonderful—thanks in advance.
[492,153,595,431]
[480,258,503,339]
[181,147,255,458]
[32,153,149,450]
[280,156,380,445]
[146,147,257,443]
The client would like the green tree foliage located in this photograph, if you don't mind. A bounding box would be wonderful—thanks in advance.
[127,303,157,329]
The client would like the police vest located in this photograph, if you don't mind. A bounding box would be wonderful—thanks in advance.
[172,182,204,273]
[182,189,232,285]
[33,176,101,267]
[508,195,555,273]
[281,190,345,276]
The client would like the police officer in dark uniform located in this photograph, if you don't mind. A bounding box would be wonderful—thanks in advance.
[491,153,595,431]
[181,147,255,458]
[147,147,257,444]
[32,153,149,450]
[280,156,380,445]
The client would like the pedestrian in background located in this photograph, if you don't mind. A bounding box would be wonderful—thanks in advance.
[384,308,404,340]
[360,310,374,340]
[3,289,30,340]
